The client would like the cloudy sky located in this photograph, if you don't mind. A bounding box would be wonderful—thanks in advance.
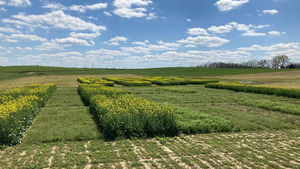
[0,0,299,68]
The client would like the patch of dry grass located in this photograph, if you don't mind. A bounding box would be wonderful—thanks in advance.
[202,70,300,88]
[0,74,143,90]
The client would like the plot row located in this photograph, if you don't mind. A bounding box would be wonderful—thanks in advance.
[78,77,219,87]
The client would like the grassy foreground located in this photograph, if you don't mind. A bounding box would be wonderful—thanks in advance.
[1,130,300,168]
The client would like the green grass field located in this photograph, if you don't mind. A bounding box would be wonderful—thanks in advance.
[1,68,300,168]
[0,66,296,77]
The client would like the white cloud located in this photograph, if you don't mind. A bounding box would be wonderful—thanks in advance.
[103,11,112,16]
[24,47,32,50]
[85,54,113,60]
[85,3,107,10]
[254,25,269,29]
[268,31,281,36]
[15,46,32,51]
[146,12,157,20]
[177,36,230,47]
[0,57,8,63]
[11,10,106,33]
[109,36,128,42]
[35,41,66,51]
[54,37,94,46]
[7,0,31,7]
[3,34,47,42]
[103,41,120,46]
[207,25,233,33]
[214,0,249,11]
[121,41,181,54]
[262,9,278,15]
[86,48,131,56]
[142,50,251,63]
[112,0,153,18]
[88,16,98,19]
[42,2,107,13]
[266,49,300,59]
[132,40,149,46]
[187,19,192,22]
[0,1,6,5]
[238,42,300,51]
[187,50,251,59]
[103,36,128,45]
[1,18,36,28]
[69,32,101,39]
[0,7,7,11]
[18,52,83,65]
[184,44,197,48]
[229,22,268,36]
[242,30,266,36]
[186,28,209,35]
[0,27,20,33]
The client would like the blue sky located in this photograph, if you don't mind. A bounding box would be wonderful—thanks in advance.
[0,0,299,68]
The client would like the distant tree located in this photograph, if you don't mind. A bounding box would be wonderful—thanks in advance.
[288,64,296,69]
[273,55,290,69]
[258,59,268,68]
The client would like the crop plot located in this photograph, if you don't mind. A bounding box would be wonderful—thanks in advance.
[77,77,219,86]
[0,84,57,146]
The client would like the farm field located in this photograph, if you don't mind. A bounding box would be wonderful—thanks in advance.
[203,70,300,88]
[1,68,300,168]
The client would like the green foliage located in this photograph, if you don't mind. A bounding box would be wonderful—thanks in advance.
[187,79,219,84]
[205,82,300,99]
[78,84,127,104]
[78,84,180,140]
[77,77,114,86]
[90,94,180,140]
[104,76,219,86]
[157,88,197,93]
[243,100,300,115]
[172,106,235,134]
[0,84,57,146]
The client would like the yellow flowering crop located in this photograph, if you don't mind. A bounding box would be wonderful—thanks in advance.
[78,84,180,139]
[102,76,218,86]
[77,77,114,86]
[0,83,57,146]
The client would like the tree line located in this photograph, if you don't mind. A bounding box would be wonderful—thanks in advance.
[197,55,299,69]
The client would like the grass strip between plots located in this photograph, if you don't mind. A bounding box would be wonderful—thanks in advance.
[21,88,100,144]
[241,100,300,115]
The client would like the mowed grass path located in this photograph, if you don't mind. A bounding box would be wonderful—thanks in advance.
[21,87,100,144]
[124,85,300,131]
